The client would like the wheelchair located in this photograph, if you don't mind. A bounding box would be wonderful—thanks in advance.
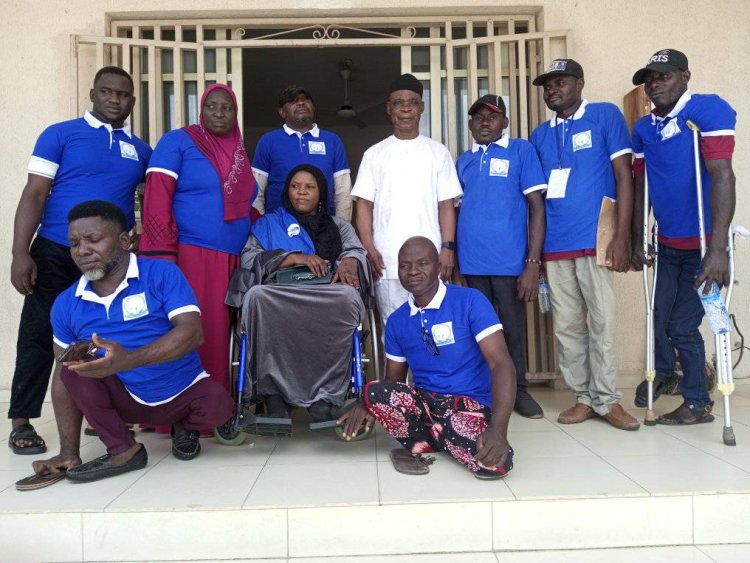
[214,282,382,445]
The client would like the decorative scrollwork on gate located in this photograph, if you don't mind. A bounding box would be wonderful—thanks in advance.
[238,23,419,42]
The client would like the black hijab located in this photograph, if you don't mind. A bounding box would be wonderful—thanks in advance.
[282,164,343,265]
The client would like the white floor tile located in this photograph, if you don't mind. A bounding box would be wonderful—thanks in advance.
[694,494,750,544]
[0,513,82,562]
[268,428,376,465]
[297,554,498,562]
[493,496,693,550]
[605,453,750,495]
[562,423,703,457]
[505,455,647,499]
[288,502,492,557]
[697,543,750,562]
[244,461,379,508]
[496,545,712,562]
[106,463,262,511]
[83,509,287,560]
[157,434,277,468]
[378,459,514,504]
[508,430,597,458]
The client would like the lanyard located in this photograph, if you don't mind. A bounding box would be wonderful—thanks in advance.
[554,116,573,169]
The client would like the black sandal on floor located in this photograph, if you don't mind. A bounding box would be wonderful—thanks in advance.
[656,402,715,425]
[8,423,47,455]
[635,376,676,408]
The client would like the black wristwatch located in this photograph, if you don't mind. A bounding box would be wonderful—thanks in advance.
[441,241,456,250]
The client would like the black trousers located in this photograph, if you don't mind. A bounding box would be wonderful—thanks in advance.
[9,236,80,419]
[465,275,528,390]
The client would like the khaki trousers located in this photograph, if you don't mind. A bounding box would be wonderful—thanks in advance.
[546,256,621,415]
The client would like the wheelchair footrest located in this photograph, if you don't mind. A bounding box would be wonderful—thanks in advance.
[239,416,294,437]
[309,420,341,431]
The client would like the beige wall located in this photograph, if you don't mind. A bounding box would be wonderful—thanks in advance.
[1,0,749,396]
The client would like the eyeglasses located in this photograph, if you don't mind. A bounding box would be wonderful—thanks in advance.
[421,327,440,356]
[389,99,421,109]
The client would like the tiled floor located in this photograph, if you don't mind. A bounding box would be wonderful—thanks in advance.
[4,383,750,561]
[3,384,750,511]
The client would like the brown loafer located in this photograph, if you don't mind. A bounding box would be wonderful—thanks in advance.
[603,403,640,431]
[557,403,596,424]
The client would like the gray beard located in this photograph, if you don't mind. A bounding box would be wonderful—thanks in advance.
[83,268,106,281]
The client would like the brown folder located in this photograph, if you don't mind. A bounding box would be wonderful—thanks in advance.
[596,196,617,267]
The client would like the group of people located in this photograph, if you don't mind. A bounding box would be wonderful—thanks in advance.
[7,45,736,486]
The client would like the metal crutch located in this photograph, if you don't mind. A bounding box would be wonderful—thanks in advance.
[642,169,659,425]
[686,119,736,446]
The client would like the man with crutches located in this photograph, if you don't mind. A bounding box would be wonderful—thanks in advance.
[631,49,737,430]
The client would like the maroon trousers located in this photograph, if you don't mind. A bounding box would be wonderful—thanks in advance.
[60,368,234,455]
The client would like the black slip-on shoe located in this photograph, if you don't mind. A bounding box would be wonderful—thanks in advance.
[172,428,201,461]
[514,389,544,419]
[66,444,147,483]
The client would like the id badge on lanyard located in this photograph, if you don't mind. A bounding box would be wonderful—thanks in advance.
[548,116,572,199]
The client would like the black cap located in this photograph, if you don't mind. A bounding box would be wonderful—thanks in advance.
[632,49,689,85]
[532,59,584,86]
[468,94,507,116]
[279,85,313,108]
[388,73,423,97]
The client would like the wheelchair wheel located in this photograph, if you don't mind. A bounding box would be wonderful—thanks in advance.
[334,398,375,442]
[213,419,247,446]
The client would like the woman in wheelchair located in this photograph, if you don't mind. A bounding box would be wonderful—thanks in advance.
[226,164,370,427]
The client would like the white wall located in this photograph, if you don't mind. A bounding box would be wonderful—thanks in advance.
[1,0,749,396]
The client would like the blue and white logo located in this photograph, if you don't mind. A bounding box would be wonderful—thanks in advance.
[122,293,148,321]
[308,141,326,155]
[489,158,510,177]
[119,141,139,161]
[431,322,456,347]
[287,223,301,237]
[572,130,593,151]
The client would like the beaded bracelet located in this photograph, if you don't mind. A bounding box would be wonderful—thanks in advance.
[525,258,543,265]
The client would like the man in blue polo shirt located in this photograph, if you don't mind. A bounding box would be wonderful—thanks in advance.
[28,201,233,484]
[8,67,152,455]
[252,85,352,219]
[455,94,547,419]
[530,59,639,431]
[631,49,737,424]
[339,237,516,479]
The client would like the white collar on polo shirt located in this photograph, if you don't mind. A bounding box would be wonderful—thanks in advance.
[408,280,447,316]
[75,253,139,314]
[651,89,692,124]
[84,110,133,148]
[471,134,510,153]
[283,123,320,138]
[549,99,589,127]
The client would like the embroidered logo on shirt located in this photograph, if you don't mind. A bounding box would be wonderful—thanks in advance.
[287,223,301,237]
[119,140,139,161]
[572,130,593,151]
[431,322,456,347]
[489,158,510,177]
[308,141,327,155]
[122,293,148,321]
[660,119,681,140]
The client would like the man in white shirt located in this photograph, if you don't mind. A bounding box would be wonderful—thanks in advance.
[352,74,462,325]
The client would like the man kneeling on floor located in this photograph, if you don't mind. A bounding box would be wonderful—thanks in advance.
[32,200,233,485]
[339,236,515,479]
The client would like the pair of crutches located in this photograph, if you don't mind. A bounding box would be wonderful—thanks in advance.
[642,120,738,445]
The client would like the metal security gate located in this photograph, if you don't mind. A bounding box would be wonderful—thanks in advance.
[71,12,569,380]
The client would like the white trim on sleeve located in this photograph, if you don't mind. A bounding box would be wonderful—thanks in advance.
[333,168,351,177]
[28,156,59,179]
[475,323,503,343]
[522,183,547,195]
[168,304,201,320]
[53,336,72,349]
[609,148,633,161]
[146,167,179,180]
[251,166,269,177]
[385,353,407,363]
[634,152,645,159]
[701,129,735,137]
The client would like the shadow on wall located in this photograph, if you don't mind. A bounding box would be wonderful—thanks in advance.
[242,46,401,179]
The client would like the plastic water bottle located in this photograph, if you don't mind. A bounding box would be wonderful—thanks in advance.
[697,281,731,334]
[538,274,551,314]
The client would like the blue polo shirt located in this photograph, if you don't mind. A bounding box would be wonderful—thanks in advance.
[632,91,736,248]
[457,137,547,276]
[51,255,205,405]
[252,124,350,214]
[146,129,252,255]
[529,100,632,258]
[384,282,503,407]
[28,111,152,246]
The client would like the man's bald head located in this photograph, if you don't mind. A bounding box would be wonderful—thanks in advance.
[397,237,440,301]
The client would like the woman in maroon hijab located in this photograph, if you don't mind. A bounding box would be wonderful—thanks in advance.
[141,84,256,401]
